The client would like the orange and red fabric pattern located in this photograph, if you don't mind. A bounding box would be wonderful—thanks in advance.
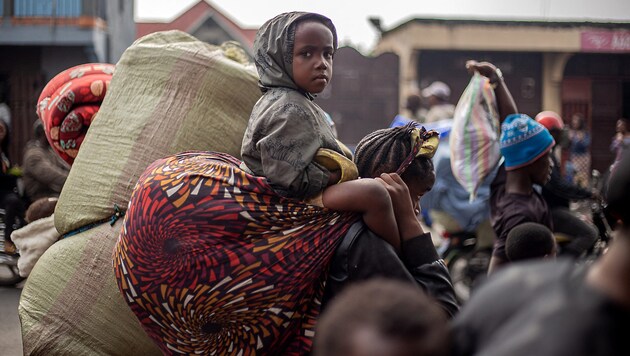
[37,63,114,165]
[113,151,357,355]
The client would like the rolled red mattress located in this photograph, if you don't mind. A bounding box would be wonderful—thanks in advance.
[37,63,114,165]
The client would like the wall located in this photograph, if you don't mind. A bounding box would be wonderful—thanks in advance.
[317,47,399,147]
[105,0,134,63]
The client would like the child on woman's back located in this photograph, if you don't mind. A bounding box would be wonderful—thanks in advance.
[241,12,426,250]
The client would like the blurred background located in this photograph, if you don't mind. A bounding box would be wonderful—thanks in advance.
[0,0,629,170]
[1,1,629,354]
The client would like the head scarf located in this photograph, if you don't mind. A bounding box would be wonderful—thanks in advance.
[396,125,440,174]
[500,113,554,171]
[253,12,337,93]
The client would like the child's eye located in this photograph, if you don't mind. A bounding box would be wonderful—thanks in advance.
[300,51,312,58]
[324,51,334,60]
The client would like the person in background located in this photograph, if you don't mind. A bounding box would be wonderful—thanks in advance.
[610,117,630,172]
[505,222,556,262]
[568,113,591,187]
[422,81,455,123]
[0,110,26,254]
[22,121,70,202]
[420,126,497,256]
[315,279,450,356]
[463,61,554,274]
[536,111,599,258]
[451,149,630,356]
[391,93,427,126]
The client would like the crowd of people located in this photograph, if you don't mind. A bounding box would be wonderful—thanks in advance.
[0,103,69,254]
[2,9,629,356]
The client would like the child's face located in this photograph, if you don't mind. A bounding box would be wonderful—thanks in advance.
[529,151,553,185]
[292,20,334,94]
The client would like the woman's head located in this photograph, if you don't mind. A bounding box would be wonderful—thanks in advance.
[355,124,436,208]
[253,12,337,94]
[506,222,556,262]
[617,118,629,134]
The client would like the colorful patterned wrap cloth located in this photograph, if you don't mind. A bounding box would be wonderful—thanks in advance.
[37,63,115,165]
[114,151,357,355]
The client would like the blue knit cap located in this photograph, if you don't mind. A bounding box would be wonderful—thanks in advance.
[500,113,555,171]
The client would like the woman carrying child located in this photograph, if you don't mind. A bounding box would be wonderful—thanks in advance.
[240,12,436,250]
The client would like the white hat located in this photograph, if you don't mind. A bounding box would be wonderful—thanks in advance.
[421,81,451,100]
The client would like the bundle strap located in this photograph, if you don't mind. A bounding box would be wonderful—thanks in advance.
[60,204,125,239]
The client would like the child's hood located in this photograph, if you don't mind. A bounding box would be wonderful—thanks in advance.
[253,12,337,93]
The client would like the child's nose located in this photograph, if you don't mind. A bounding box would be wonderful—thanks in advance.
[316,56,328,68]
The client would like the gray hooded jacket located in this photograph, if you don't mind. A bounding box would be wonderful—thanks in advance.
[240,12,342,200]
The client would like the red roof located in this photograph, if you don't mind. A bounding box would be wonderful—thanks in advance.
[136,0,257,49]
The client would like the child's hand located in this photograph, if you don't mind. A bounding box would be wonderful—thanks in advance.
[327,169,342,185]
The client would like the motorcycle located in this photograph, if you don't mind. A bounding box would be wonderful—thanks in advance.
[438,229,492,303]
[574,169,613,261]
[556,169,613,260]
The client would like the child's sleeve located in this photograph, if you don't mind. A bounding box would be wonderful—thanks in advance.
[257,105,330,199]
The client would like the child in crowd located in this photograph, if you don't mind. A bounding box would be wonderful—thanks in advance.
[610,117,630,172]
[241,12,437,250]
[451,149,630,356]
[505,222,556,262]
[488,114,555,272]
[463,61,555,273]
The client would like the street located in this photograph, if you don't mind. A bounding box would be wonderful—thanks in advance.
[0,285,23,356]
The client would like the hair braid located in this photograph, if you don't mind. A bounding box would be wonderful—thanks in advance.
[354,123,434,181]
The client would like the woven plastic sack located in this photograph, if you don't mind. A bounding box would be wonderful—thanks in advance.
[450,72,500,201]
[54,30,260,235]
[19,31,260,355]
[19,222,161,355]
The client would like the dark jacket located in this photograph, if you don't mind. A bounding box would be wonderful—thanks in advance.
[542,154,592,209]
[323,221,459,318]
[452,259,630,356]
[22,140,70,201]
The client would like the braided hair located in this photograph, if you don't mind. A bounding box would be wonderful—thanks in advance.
[354,122,434,183]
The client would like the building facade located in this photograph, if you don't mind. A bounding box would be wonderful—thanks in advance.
[373,18,630,171]
[136,0,256,55]
[0,0,134,164]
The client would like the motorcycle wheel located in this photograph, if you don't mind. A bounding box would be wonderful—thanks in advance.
[448,249,492,303]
